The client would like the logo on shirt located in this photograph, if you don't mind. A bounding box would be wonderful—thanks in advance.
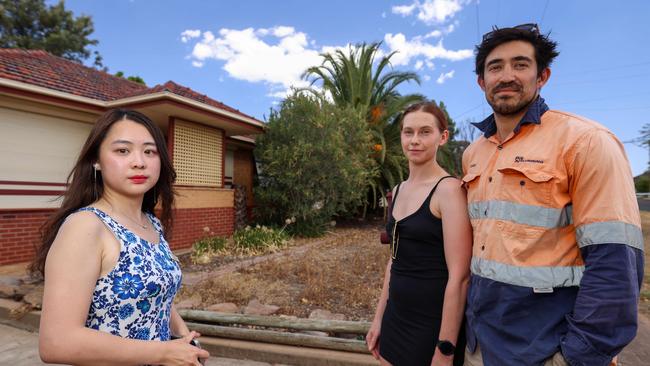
[514,156,544,164]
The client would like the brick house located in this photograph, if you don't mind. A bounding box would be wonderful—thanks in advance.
[0,49,264,265]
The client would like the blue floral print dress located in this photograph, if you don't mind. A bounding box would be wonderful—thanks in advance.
[78,207,182,341]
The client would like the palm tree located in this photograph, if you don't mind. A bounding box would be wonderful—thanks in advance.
[302,42,424,215]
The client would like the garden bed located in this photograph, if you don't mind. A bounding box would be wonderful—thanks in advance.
[175,221,389,321]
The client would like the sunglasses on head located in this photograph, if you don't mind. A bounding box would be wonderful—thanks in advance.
[482,23,540,42]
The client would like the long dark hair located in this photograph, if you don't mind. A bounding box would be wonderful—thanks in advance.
[30,109,176,277]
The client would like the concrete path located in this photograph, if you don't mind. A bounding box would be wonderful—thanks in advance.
[3,319,650,365]
[0,323,279,366]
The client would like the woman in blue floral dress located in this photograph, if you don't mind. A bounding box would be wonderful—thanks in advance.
[33,109,209,365]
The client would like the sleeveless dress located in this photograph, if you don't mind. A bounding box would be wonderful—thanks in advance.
[78,207,182,341]
[379,177,466,365]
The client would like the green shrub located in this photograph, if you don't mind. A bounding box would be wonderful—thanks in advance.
[254,93,377,234]
[191,236,227,263]
[234,225,290,251]
[635,175,650,193]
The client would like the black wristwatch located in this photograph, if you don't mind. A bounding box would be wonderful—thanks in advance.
[436,340,456,356]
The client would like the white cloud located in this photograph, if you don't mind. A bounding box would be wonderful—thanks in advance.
[272,26,295,37]
[415,60,424,70]
[423,75,431,81]
[424,30,443,39]
[436,70,455,84]
[392,0,469,25]
[180,29,201,43]
[392,3,417,16]
[183,26,341,97]
[384,32,473,66]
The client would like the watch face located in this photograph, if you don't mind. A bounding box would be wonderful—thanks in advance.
[437,340,455,355]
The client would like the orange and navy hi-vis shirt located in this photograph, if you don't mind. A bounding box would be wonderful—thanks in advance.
[462,97,644,366]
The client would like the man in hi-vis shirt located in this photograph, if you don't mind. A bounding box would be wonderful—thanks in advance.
[462,24,644,366]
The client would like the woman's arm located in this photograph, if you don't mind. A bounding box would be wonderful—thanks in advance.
[170,304,191,337]
[431,179,472,365]
[39,211,208,365]
[366,257,392,359]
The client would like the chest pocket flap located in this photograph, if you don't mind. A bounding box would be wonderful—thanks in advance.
[497,166,553,183]
[497,165,555,206]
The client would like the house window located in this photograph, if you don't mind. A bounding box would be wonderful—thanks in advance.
[173,120,223,186]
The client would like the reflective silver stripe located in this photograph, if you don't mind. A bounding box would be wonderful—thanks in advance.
[471,257,584,288]
[576,221,644,251]
[468,200,572,228]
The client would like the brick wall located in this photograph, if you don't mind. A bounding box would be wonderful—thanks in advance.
[167,207,234,250]
[0,207,234,266]
[0,209,53,265]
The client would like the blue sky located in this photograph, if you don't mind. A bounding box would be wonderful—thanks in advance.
[63,0,650,175]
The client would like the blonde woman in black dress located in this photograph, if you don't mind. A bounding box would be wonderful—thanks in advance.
[366,102,472,366]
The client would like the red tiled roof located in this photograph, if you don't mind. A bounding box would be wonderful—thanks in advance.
[0,48,258,121]
[125,80,257,120]
[0,48,147,100]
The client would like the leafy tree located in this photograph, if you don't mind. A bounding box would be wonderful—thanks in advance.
[0,0,102,67]
[115,71,145,85]
[635,175,650,193]
[254,93,376,236]
[302,42,424,213]
[636,122,650,172]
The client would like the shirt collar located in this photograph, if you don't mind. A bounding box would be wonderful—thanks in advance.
[472,96,549,138]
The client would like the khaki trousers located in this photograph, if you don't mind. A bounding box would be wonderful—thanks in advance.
[464,344,568,366]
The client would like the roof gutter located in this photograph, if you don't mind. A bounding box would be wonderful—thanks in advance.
[106,91,265,129]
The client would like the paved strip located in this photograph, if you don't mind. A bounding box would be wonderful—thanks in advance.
[0,323,281,366]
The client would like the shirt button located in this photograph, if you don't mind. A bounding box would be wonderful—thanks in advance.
[488,176,493,182]
[520,180,525,186]
[481,245,485,251]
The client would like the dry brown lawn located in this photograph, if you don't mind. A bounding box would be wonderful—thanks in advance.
[176,214,650,321]
[176,225,389,321]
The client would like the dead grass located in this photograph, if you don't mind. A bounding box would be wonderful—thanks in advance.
[177,225,389,320]
[177,213,650,321]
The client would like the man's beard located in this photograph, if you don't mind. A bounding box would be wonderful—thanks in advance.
[487,83,537,116]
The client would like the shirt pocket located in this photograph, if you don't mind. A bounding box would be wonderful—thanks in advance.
[496,165,555,207]
[462,168,482,202]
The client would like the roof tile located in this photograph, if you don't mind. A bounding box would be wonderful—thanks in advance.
[0,48,258,121]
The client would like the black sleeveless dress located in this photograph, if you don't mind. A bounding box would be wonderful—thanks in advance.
[379,176,466,366]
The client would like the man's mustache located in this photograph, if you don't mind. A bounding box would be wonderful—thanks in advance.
[493,82,522,93]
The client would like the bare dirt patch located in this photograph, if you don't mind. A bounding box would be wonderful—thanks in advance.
[176,223,389,321]
[175,213,650,321]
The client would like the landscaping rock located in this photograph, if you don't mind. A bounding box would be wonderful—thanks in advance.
[175,294,202,309]
[22,284,44,309]
[0,276,22,298]
[308,308,346,321]
[206,302,239,313]
[243,299,279,316]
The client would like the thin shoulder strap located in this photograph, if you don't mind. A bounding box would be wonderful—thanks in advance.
[389,183,402,217]
[425,175,455,201]
[145,212,163,235]
[76,207,125,247]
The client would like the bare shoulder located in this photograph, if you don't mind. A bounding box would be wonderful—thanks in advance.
[437,177,464,195]
[52,210,104,251]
